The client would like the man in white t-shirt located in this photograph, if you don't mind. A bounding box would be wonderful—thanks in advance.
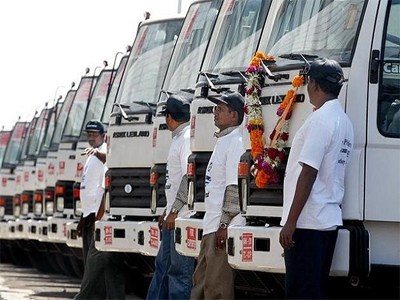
[146,95,195,300]
[279,58,354,299]
[75,120,127,300]
[191,91,246,300]
[77,120,107,264]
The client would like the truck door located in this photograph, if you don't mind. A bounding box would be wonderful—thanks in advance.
[366,0,400,223]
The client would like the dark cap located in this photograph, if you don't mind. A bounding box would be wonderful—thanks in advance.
[208,91,245,124]
[160,95,191,121]
[85,120,105,134]
[308,58,344,86]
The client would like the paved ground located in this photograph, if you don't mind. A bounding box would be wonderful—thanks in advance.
[0,263,142,300]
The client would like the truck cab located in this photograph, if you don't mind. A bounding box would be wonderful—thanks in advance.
[66,54,129,250]
[174,0,272,257]
[225,0,399,296]
[94,16,184,256]
[47,75,97,244]
[147,0,224,257]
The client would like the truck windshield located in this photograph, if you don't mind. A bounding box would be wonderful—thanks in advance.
[2,122,28,167]
[62,77,96,138]
[260,0,366,66]
[205,0,270,73]
[0,132,11,167]
[103,56,128,120]
[27,108,50,157]
[20,118,37,161]
[79,70,113,139]
[40,105,58,154]
[114,19,183,106]
[50,90,76,149]
[164,0,222,93]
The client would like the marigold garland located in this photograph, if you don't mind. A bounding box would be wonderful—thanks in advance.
[244,51,304,188]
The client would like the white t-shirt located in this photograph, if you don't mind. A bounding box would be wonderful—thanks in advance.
[80,142,108,217]
[281,99,354,229]
[164,125,192,218]
[203,127,246,235]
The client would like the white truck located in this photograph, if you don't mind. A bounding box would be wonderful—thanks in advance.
[47,74,96,245]
[148,0,224,257]
[66,54,129,250]
[93,16,184,293]
[181,0,400,297]
[0,120,30,266]
[94,16,184,253]
[174,0,271,257]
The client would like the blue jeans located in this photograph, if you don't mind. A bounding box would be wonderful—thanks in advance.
[146,227,195,300]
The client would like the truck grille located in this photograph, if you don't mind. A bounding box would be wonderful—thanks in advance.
[108,168,152,208]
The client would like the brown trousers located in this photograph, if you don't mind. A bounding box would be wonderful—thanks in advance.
[190,232,235,300]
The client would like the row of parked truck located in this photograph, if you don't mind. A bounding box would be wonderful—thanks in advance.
[0,0,399,298]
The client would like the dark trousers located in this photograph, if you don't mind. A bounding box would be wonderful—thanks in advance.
[75,213,126,300]
[82,213,96,266]
[284,228,338,299]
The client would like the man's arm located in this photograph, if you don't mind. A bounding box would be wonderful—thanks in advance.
[165,175,188,230]
[96,193,106,221]
[279,163,318,249]
[215,184,240,249]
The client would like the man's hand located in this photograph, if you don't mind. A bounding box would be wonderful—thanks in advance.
[81,147,98,156]
[215,227,228,250]
[279,223,296,249]
[165,212,178,231]
[158,211,166,230]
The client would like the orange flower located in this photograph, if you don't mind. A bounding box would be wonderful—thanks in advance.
[255,170,270,188]
[250,129,264,158]
[292,75,304,88]
[250,57,261,67]
[278,89,294,113]
[255,51,267,59]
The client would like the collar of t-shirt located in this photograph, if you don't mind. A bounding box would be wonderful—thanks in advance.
[214,125,239,138]
[171,121,190,138]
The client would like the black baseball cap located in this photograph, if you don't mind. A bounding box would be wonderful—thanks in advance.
[308,58,344,86]
[208,91,245,124]
[160,94,191,121]
[85,120,105,134]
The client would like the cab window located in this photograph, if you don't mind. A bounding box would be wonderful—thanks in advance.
[378,0,400,138]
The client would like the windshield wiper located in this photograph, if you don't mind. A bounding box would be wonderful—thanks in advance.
[220,70,248,84]
[279,53,318,62]
[112,103,139,121]
[279,53,319,81]
[199,71,231,94]
[260,59,290,82]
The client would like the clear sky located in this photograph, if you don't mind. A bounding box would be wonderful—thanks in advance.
[0,0,192,130]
